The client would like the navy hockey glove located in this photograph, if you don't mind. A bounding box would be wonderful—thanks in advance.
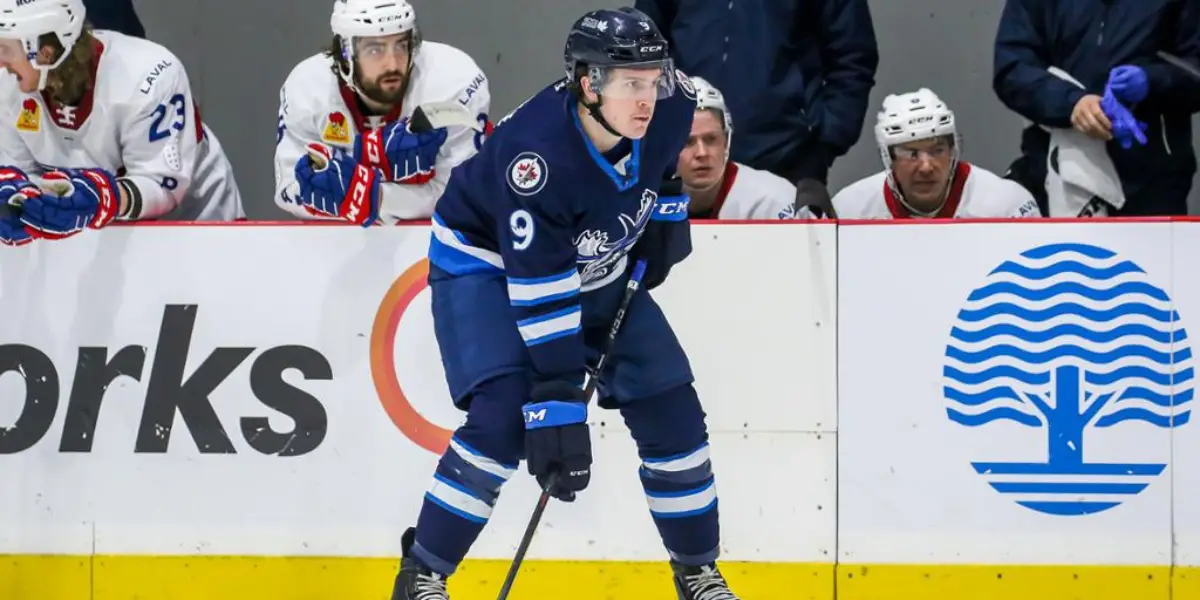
[631,178,693,290]
[524,379,591,502]
[356,119,448,184]
[19,169,119,239]
[295,143,382,227]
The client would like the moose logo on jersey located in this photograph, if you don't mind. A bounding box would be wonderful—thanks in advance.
[16,98,39,132]
[575,188,656,288]
[322,112,351,145]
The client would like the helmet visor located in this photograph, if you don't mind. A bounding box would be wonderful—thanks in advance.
[588,59,675,100]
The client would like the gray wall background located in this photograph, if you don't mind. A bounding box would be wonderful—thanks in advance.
[129,0,1200,219]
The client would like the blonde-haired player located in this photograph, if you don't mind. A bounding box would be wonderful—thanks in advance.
[0,0,244,246]
[676,76,802,219]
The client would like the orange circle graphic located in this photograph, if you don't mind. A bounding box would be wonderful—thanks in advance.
[370,258,453,455]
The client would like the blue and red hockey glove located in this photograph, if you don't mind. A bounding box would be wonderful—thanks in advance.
[19,169,120,239]
[0,167,42,246]
[294,143,382,227]
[356,118,448,184]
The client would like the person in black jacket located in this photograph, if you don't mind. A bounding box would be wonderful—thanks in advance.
[635,0,878,215]
[83,0,145,38]
[994,0,1200,216]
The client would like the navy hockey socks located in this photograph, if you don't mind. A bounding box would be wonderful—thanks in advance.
[640,441,721,565]
[410,435,517,574]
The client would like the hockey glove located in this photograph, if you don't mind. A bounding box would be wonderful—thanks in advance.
[523,379,591,502]
[1100,90,1148,150]
[0,166,41,206]
[630,178,693,290]
[0,167,42,247]
[19,169,120,239]
[356,119,448,184]
[0,204,32,247]
[1108,65,1149,105]
[295,143,381,227]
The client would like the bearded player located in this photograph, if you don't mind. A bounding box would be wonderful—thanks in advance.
[275,0,491,225]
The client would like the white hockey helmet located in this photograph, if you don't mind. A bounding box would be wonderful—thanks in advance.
[0,0,87,91]
[691,76,733,162]
[331,0,420,91]
[874,88,957,151]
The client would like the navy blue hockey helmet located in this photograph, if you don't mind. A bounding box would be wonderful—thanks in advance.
[564,7,676,101]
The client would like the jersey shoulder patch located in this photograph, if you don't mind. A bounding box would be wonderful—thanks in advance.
[506,150,549,196]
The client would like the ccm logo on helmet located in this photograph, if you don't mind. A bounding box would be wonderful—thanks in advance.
[640,44,664,53]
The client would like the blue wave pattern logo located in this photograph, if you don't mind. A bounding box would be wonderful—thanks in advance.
[943,243,1192,516]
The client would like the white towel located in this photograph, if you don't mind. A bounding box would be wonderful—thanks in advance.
[1040,67,1125,216]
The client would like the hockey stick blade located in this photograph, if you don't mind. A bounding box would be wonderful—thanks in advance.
[495,259,649,600]
[409,100,482,133]
[1157,51,1200,81]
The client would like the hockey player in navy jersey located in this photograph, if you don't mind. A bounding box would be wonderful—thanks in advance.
[388,6,741,600]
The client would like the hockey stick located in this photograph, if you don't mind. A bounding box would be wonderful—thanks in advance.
[1157,51,1200,81]
[495,257,649,600]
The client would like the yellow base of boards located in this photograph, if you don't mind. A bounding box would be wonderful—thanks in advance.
[0,555,1185,599]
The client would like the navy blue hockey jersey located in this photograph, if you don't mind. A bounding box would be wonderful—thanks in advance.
[428,73,698,386]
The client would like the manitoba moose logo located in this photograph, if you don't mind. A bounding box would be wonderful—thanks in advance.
[943,243,1192,516]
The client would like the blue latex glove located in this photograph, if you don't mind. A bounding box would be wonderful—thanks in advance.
[355,119,448,184]
[294,143,381,226]
[1100,90,1148,150]
[1108,65,1149,104]
[523,380,591,502]
[20,169,120,239]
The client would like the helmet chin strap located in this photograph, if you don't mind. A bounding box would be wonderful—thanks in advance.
[35,66,51,92]
[581,88,623,138]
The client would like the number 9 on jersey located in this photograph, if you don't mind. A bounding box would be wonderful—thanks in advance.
[510,209,534,250]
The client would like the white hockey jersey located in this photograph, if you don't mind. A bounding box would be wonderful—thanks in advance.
[692,162,797,219]
[0,30,244,221]
[274,41,490,224]
[832,162,1041,219]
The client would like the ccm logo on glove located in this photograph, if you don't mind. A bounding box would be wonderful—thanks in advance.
[362,128,385,170]
[343,164,376,224]
[79,170,118,228]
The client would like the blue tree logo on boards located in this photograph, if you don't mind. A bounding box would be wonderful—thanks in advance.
[943,242,1192,516]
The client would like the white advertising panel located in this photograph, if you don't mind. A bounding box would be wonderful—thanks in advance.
[0,223,837,563]
[837,221,1177,565]
[1170,221,1200,568]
